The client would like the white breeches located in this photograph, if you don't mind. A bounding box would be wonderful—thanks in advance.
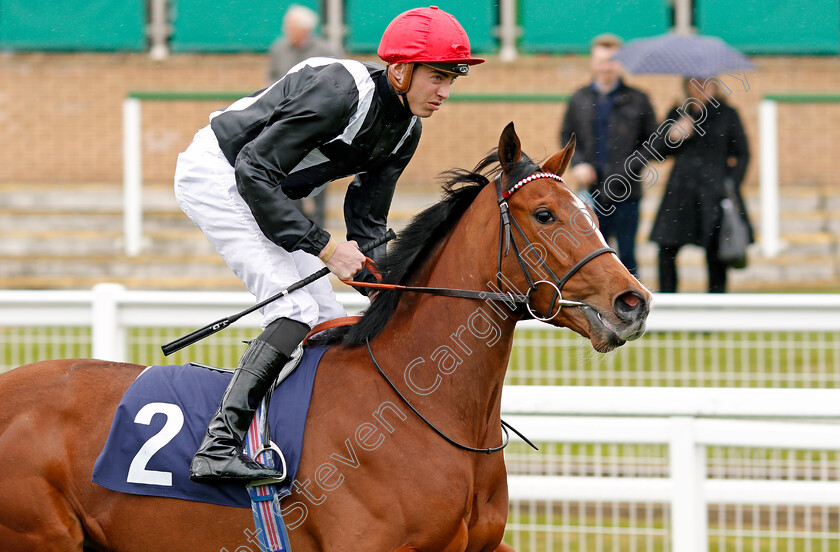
[173,125,346,329]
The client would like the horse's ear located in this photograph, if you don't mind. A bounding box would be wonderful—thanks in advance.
[498,122,522,172]
[543,133,576,176]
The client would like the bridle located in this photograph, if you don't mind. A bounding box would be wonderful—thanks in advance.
[494,171,616,321]
[361,169,617,454]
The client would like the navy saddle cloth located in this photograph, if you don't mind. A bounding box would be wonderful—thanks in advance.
[92,345,328,508]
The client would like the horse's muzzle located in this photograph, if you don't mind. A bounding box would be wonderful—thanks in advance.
[581,296,649,352]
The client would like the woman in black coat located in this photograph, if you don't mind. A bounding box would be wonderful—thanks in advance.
[650,78,752,293]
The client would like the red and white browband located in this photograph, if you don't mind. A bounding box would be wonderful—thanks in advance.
[501,172,565,200]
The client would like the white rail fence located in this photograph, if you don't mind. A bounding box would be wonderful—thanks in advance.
[503,387,840,552]
[3,284,840,362]
[3,286,840,551]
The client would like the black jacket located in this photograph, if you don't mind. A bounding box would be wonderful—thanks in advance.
[649,100,751,248]
[560,80,658,200]
[210,58,420,258]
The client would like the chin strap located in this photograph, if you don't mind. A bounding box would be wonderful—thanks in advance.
[387,64,416,117]
[387,63,413,93]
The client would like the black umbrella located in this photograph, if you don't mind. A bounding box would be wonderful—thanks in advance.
[614,33,755,78]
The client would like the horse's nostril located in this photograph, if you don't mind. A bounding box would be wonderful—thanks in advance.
[614,292,645,321]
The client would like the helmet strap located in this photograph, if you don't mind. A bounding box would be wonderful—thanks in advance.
[387,63,414,94]
[386,63,417,118]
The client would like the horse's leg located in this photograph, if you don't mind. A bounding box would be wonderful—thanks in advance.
[492,543,516,552]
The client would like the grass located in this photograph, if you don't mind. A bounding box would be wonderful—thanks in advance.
[4,327,837,388]
[504,501,669,552]
[506,329,840,388]
[502,502,840,552]
[2,326,838,389]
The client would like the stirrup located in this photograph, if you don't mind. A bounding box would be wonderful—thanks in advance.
[248,440,288,487]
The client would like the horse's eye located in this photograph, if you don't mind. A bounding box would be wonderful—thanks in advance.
[534,209,555,224]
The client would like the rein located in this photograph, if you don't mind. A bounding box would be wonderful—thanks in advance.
[346,280,528,305]
[366,339,539,454]
[351,169,616,455]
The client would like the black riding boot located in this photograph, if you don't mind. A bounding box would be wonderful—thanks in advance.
[189,317,309,483]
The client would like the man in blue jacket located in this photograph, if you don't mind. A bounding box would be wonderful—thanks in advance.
[174,6,484,483]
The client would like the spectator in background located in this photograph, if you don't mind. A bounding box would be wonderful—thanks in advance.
[268,5,341,82]
[649,78,751,293]
[267,4,343,228]
[560,33,658,276]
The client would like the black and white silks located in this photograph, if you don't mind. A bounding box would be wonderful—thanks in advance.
[210,58,420,260]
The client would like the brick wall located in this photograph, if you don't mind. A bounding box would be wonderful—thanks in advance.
[1,52,838,193]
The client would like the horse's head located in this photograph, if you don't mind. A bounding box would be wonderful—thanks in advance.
[495,122,651,352]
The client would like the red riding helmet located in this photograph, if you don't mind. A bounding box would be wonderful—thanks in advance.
[378,6,485,79]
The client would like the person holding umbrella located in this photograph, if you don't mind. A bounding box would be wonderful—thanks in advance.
[648,77,752,293]
[612,33,755,293]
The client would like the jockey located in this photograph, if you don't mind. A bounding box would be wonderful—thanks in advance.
[175,6,484,483]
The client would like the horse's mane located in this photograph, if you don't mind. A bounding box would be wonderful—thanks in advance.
[311,149,542,348]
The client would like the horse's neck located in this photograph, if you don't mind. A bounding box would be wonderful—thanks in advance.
[375,201,517,443]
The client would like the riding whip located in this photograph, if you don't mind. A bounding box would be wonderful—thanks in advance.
[161,229,396,356]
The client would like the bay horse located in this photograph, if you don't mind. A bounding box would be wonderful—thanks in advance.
[0,123,650,551]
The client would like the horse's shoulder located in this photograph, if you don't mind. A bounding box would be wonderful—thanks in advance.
[310,345,373,390]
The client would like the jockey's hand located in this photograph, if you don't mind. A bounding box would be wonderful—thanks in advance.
[323,240,366,280]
